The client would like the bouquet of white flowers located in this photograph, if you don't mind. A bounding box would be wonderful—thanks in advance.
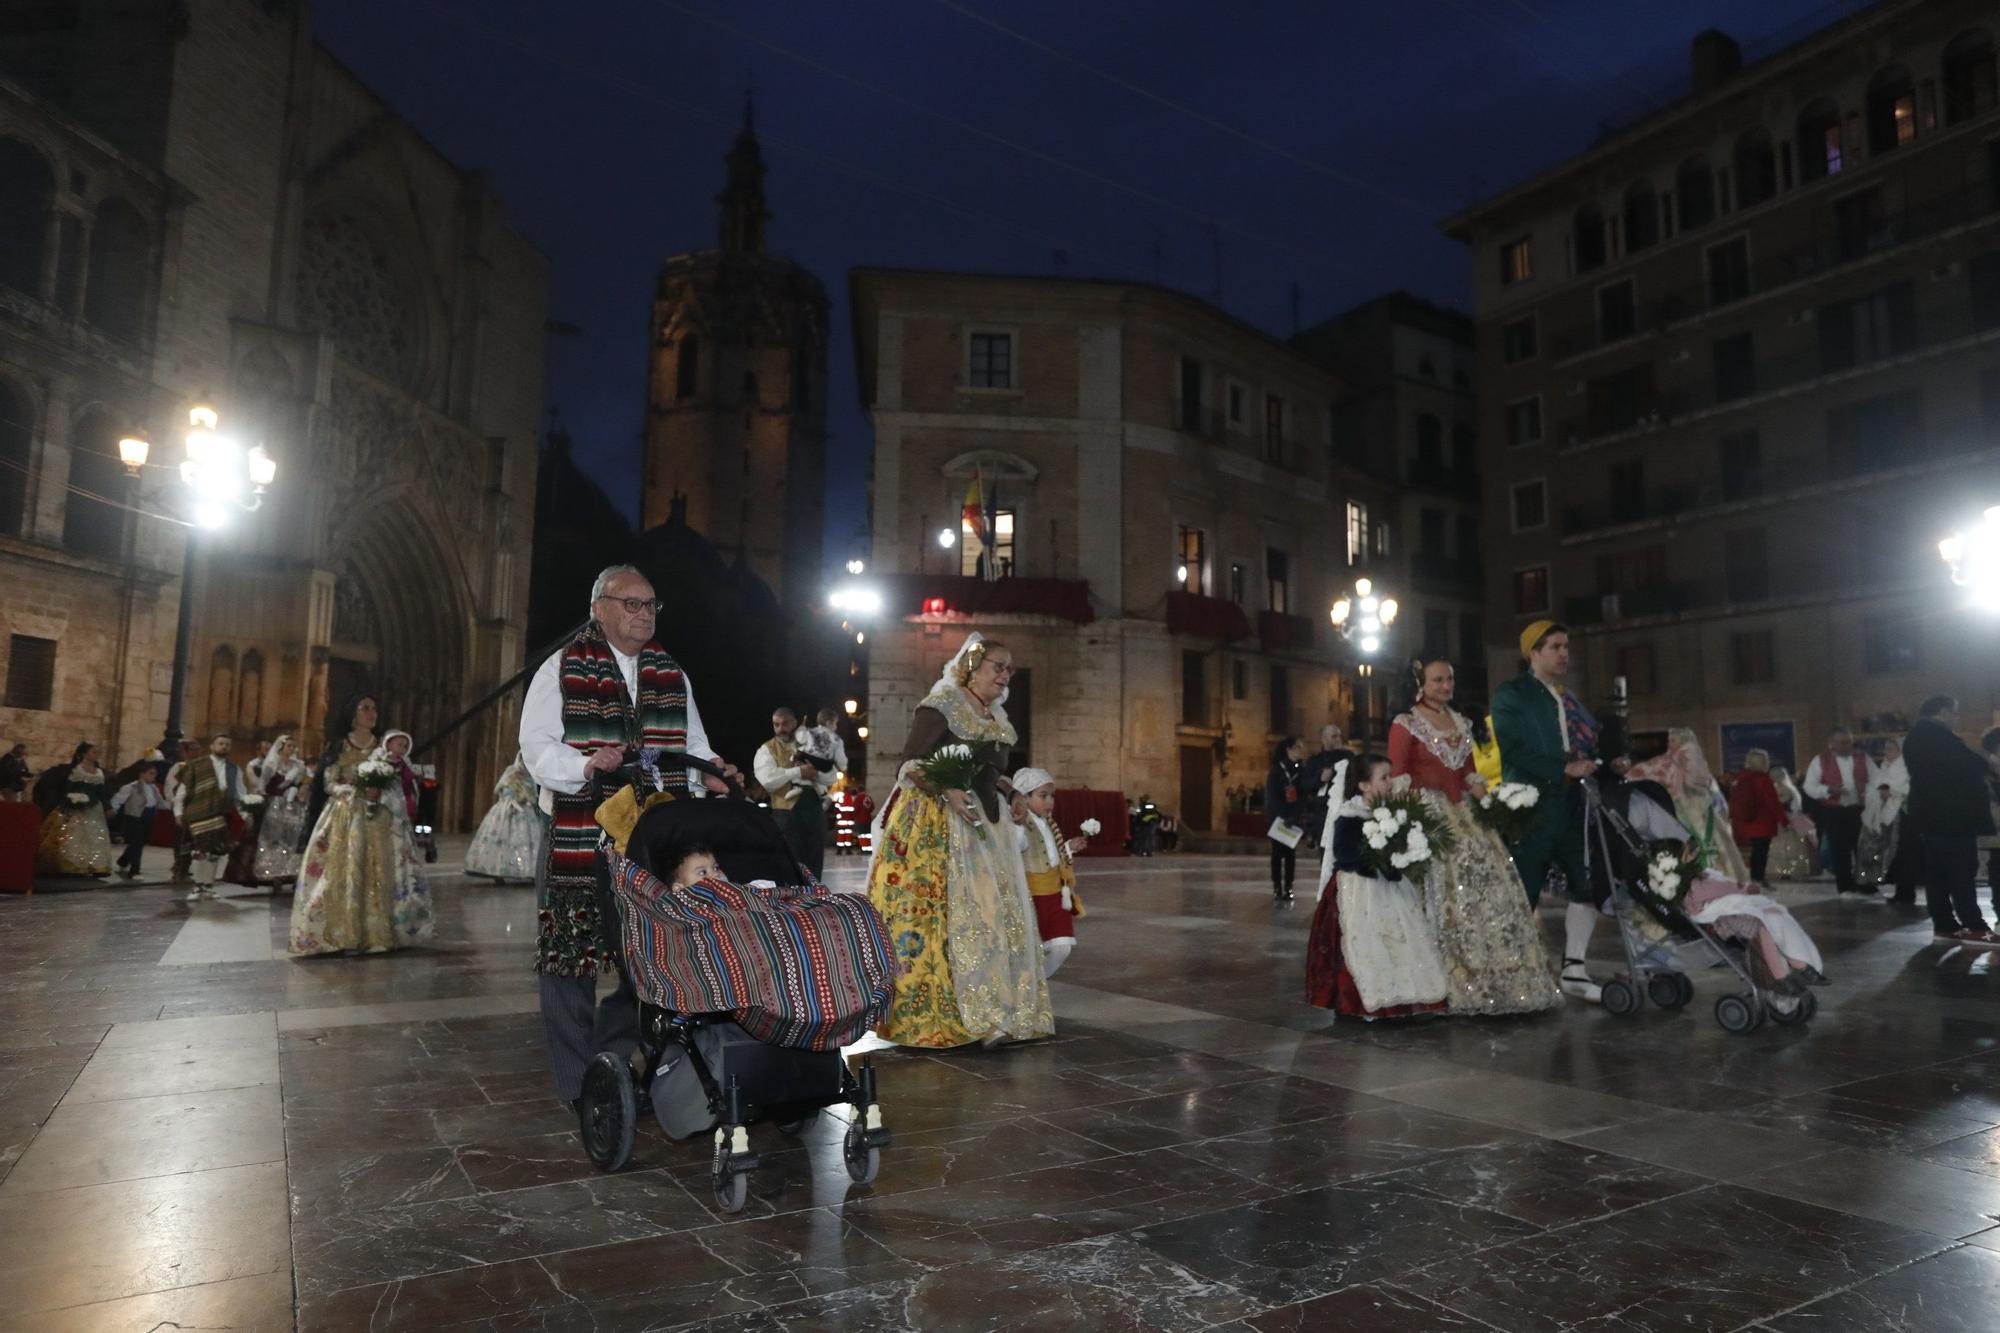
[1645,850,1686,903]
[66,791,91,806]
[1471,780,1542,842]
[1353,791,1455,879]
[916,743,986,839]
[240,793,265,808]
[354,757,398,814]
[1079,818,1102,838]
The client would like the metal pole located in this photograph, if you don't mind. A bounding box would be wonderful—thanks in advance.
[161,530,197,755]
[408,618,587,760]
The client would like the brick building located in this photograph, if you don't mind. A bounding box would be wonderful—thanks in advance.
[1446,0,2000,764]
[850,269,1399,831]
[0,0,546,826]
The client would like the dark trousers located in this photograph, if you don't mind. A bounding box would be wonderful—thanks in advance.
[1746,837,1771,884]
[785,792,826,879]
[536,849,640,1102]
[1269,839,1297,894]
[1889,835,1921,901]
[115,812,150,875]
[1923,834,1988,934]
[1820,806,1862,891]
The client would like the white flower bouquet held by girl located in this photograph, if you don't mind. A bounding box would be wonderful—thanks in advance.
[1470,781,1541,842]
[1354,791,1455,879]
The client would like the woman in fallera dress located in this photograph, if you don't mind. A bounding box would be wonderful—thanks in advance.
[1389,659,1561,1015]
[230,735,308,886]
[35,742,112,877]
[1627,729,1752,882]
[464,751,543,882]
[289,695,433,956]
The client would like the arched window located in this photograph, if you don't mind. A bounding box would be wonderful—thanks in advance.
[1416,413,1443,467]
[1944,30,1998,125]
[0,378,31,538]
[1676,157,1714,229]
[1623,180,1659,253]
[1867,65,1917,154]
[1733,128,1776,208]
[1795,99,1843,182]
[1573,203,1606,273]
[207,647,237,732]
[0,139,55,298]
[237,648,264,728]
[61,411,124,558]
[84,198,148,344]
[675,333,700,400]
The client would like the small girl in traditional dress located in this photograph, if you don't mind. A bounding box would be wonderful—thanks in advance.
[1304,754,1449,1020]
[1009,768,1088,978]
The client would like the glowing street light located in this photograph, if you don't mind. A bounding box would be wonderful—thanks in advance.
[843,699,859,716]
[1330,574,1399,654]
[937,527,956,549]
[117,432,150,474]
[845,558,865,575]
[827,583,883,616]
[1940,507,2000,610]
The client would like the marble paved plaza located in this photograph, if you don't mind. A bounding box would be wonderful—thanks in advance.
[2,846,1999,1331]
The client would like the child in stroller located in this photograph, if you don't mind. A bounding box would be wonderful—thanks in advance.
[577,758,896,1212]
[1586,767,1827,1033]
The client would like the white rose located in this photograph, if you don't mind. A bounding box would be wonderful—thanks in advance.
[1366,834,1388,850]
[1079,818,1101,837]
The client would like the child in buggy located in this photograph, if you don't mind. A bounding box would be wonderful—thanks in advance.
[1586,755,1828,1034]
[576,754,896,1212]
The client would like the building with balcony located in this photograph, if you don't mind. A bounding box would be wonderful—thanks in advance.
[1296,293,1488,709]
[849,269,1398,831]
[1445,0,2000,765]
[0,2,546,826]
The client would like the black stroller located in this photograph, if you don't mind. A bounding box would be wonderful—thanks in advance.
[576,754,894,1212]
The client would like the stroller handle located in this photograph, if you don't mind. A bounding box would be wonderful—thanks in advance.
[592,748,746,800]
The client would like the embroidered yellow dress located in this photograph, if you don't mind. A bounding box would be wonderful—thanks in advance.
[289,741,434,956]
[868,681,1053,1048]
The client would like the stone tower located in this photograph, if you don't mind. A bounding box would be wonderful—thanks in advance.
[642,106,830,610]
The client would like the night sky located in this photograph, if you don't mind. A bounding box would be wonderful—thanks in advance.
[314,0,1846,561]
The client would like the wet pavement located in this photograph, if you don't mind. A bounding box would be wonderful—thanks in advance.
[1,845,1997,1331]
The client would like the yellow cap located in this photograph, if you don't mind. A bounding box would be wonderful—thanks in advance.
[1519,619,1557,659]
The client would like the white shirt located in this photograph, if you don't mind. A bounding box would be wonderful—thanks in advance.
[1539,677,1570,753]
[753,735,836,797]
[1802,753,1861,807]
[519,645,719,812]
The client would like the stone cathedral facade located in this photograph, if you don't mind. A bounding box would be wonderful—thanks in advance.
[0,0,545,829]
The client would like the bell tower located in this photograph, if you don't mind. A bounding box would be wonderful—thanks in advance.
[641,103,829,611]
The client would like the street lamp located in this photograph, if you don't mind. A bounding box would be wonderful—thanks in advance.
[1329,575,1399,656]
[1940,508,2000,610]
[144,401,278,755]
[937,527,956,549]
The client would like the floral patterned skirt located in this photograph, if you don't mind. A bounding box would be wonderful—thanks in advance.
[289,790,433,956]
[1422,795,1561,1016]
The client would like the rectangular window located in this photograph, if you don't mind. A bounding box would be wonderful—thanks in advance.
[1819,280,1917,371]
[1731,629,1776,685]
[1595,544,1666,594]
[1719,428,1763,500]
[968,332,1014,388]
[1724,528,1769,602]
[1228,561,1246,604]
[1610,459,1645,523]
[1420,508,1446,556]
[1706,237,1751,307]
[1179,356,1205,429]
[1264,393,1287,464]
[1373,521,1390,559]
[1513,565,1550,616]
[1834,187,1889,261]
[1226,382,1247,427]
[1510,479,1547,532]
[1615,643,1659,697]
[1864,615,1920,674]
[1345,501,1369,566]
[3,634,56,710]
[1181,650,1208,727]
[959,508,1016,577]
[1266,547,1290,614]
[1422,610,1450,661]
[1459,613,1483,666]
[1500,235,1534,285]
[1827,389,1923,476]
[1177,526,1206,594]
[1231,658,1248,701]
[675,335,700,400]
[1502,316,1538,363]
[1504,396,1542,448]
[1713,332,1756,402]
[1586,364,1654,436]
[1268,664,1292,734]
[1598,280,1636,343]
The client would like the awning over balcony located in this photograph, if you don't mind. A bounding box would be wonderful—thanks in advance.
[1165,591,1252,641]
[880,575,1096,625]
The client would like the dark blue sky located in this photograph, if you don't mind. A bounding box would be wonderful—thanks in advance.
[314,0,1846,558]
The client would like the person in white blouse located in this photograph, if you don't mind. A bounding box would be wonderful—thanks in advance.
[518,564,737,1110]
[1802,727,1870,894]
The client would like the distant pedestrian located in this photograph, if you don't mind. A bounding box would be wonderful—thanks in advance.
[1803,727,1869,893]
[111,763,164,880]
[1729,748,1785,887]
[1902,696,1995,947]
[0,743,28,801]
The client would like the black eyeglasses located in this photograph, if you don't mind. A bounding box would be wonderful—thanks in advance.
[600,596,663,614]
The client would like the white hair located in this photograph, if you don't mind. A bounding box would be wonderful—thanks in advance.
[589,564,649,607]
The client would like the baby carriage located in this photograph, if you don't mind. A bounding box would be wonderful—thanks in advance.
[412,764,440,864]
[577,754,895,1212]
[1582,778,1822,1035]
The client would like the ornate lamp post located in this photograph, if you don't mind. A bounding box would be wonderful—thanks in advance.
[1328,575,1399,656]
[118,402,277,755]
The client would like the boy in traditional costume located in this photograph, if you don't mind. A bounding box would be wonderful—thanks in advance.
[1010,768,1087,978]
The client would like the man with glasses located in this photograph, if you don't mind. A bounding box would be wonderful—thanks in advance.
[519,564,738,1114]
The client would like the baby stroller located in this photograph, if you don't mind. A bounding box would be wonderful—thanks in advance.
[412,764,440,864]
[1582,778,1820,1035]
[577,754,895,1212]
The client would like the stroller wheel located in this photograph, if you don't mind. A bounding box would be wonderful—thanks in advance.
[1647,973,1692,1010]
[1768,989,1818,1025]
[579,1053,636,1171]
[843,1122,881,1184]
[710,1137,751,1213]
[1600,979,1638,1017]
[776,1109,819,1137]
[1714,992,1762,1035]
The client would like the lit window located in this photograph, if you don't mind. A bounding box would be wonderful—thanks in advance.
[1500,236,1534,285]
[1177,526,1206,593]
[960,508,1015,576]
[1345,501,1369,567]
[1513,566,1550,615]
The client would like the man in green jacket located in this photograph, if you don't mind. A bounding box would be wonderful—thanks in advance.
[1490,620,1603,1002]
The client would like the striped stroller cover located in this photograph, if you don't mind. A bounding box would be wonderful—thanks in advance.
[608,853,895,1050]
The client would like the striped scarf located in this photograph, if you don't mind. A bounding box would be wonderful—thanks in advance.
[538,624,689,977]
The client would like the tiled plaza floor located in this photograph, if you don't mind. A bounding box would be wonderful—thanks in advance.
[2,843,1998,1330]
